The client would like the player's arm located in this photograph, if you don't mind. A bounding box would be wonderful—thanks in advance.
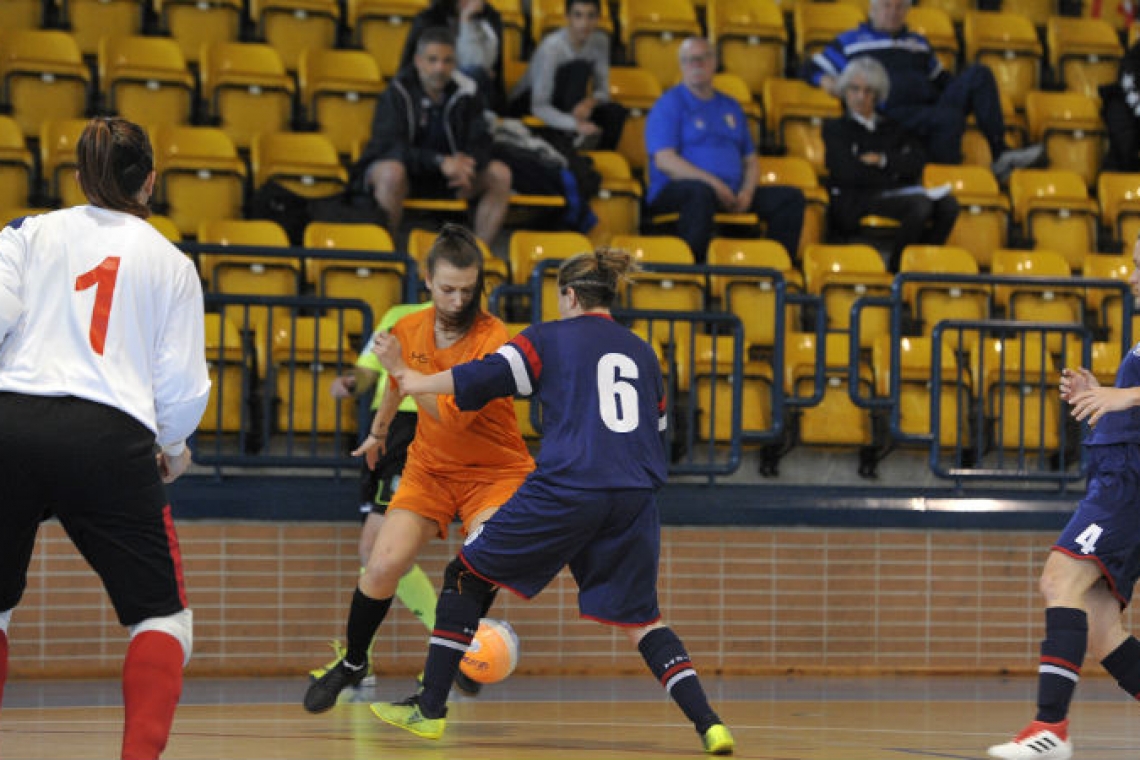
[1068,385,1140,427]
[351,380,405,466]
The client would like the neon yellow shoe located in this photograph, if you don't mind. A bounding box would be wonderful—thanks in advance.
[702,724,735,755]
[370,696,448,740]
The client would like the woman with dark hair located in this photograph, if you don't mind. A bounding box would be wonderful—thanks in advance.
[0,117,210,759]
[303,223,534,713]
[823,56,959,271]
[400,0,506,111]
[369,248,735,756]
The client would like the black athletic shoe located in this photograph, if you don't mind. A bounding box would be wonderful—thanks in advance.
[303,659,368,713]
[453,670,483,697]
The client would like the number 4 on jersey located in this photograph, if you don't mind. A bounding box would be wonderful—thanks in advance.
[75,256,120,355]
[1075,523,1103,555]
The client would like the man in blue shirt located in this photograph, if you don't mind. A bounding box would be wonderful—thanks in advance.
[644,36,805,263]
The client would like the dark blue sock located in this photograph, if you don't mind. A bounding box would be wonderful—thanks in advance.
[1035,607,1087,723]
[1101,635,1140,701]
[417,588,482,718]
[638,627,720,735]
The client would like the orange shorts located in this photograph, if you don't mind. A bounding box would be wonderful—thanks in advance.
[388,460,527,539]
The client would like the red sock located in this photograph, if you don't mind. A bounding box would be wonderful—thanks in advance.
[1,629,8,709]
[121,631,184,760]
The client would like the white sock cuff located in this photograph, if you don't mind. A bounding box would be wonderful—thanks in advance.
[131,609,193,666]
[0,608,11,635]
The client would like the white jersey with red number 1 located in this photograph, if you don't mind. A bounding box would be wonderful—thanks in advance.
[0,206,210,448]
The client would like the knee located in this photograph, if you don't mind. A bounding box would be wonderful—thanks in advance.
[368,161,407,199]
[443,556,496,606]
[960,63,999,92]
[131,609,193,665]
[483,160,512,194]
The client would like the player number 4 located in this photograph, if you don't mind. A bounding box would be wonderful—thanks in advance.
[1075,523,1103,555]
[75,256,121,356]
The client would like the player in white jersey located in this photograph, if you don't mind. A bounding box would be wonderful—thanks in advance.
[0,117,210,760]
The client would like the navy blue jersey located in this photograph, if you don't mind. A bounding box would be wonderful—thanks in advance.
[1085,342,1140,446]
[451,313,668,490]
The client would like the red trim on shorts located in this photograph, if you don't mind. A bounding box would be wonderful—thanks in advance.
[580,612,663,628]
[1041,655,1081,673]
[1051,546,1126,605]
[162,505,187,608]
[458,552,528,599]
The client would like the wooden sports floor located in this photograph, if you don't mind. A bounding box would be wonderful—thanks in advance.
[4,674,1140,759]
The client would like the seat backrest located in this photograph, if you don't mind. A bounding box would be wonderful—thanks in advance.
[200,40,292,101]
[509,230,593,285]
[1008,168,1090,222]
[1024,90,1101,142]
[610,234,695,265]
[793,1,865,58]
[1097,171,1140,228]
[297,47,384,111]
[758,154,821,190]
[303,221,394,252]
[923,163,1002,196]
[801,243,885,294]
[608,65,663,107]
[39,118,88,203]
[199,218,291,247]
[898,245,980,275]
[251,131,347,193]
[1046,16,1122,70]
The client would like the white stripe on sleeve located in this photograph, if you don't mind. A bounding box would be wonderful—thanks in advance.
[497,344,533,397]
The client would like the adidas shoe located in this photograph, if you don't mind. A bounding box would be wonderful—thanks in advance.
[987,719,1072,760]
[370,696,448,740]
[308,641,374,687]
[702,723,735,755]
[303,658,369,713]
[992,143,1046,182]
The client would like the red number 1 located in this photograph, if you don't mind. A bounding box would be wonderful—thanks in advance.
[75,256,121,355]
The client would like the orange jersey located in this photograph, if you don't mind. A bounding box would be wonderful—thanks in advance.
[390,307,534,480]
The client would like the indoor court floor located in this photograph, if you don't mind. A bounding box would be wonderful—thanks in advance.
[3,674,1139,759]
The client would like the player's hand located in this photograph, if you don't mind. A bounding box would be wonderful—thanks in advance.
[157,446,192,484]
[371,331,405,372]
[1059,367,1098,402]
[351,432,387,470]
[1069,386,1140,427]
[329,373,356,399]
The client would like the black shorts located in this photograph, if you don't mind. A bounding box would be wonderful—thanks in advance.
[357,410,418,517]
[0,393,186,626]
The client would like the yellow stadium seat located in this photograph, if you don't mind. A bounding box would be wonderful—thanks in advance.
[801,243,893,345]
[251,131,347,200]
[297,48,385,157]
[923,163,1009,269]
[495,0,526,61]
[608,66,663,177]
[152,124,248,238]
[508,230,593,322]
[1024,90,1105,189]
[1097,172,1140,251]
[0,1,45,31]
[785,331,874,447]
[1008,168,1098,270]
[98,36,195,131]
[346,0,429,79]
[708,0,786,98]
[531,0,614,45]
[611,233,704,347]
[758,154,830,259]
[691,333,774,441]
[971,335,1062,452]
[60,0,142,56]
[906,5,958,73]
[898,244,989,343]
[271,315,356,433]
[991,248,1084,356]
[39,118,88,209]
[406,227,509,294]
[963,11,1042,109]
[1047,16,1123,98]
[249,0,340,71]
[585,150,642,238]
[873,334,970,446]
[201,312,249,433]
[155,0,243,66]
[920,0,971,22]
[1091,340,1122,384]
[302,221,403,338]
[999,0,1054,28]
[793,1,865,62]
[0,115,34,211]
[199,42,296,151]
[148,214,183,242]
[1083,252,1132,343]
[762,78,842,176]
[0,29,90,140]
[708,237,801,349]
[619,0,702,90]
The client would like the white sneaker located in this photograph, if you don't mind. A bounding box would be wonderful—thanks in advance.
[992,143,1046,181]
[987,720,1072,760]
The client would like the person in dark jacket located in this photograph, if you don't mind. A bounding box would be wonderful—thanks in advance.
[400,0,506,112]
[804,0,1043,181]
[353,27,512,246]
[823,56,959,272]
[1101,40,1140,172]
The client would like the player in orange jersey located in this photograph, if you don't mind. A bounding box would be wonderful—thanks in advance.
[303,224,534,713]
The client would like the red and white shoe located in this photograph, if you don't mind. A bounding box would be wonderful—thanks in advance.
[987,720,1072,760]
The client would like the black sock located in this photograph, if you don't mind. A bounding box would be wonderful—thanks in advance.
[1035,606,1087,723]
[344,588,392,667]
[418,588,482,718]
[638,627,720,735]
[1101,635,1140,701]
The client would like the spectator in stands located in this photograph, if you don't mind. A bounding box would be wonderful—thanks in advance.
[645,36,806,263]
[352,27,513,247]
[987,237,1140,760]
[803,0,1044,181]
[1100,39,1140,172]
[823,57,958,271]
[303,224,534,715]
[0,117,210,759]
[507,0,626,151]
[400,0,506,112]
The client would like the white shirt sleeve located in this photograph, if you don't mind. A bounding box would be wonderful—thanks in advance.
[152,260,210,448]
[0,224,27,344]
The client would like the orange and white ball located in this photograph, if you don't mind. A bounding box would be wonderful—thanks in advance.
[459,618,520,684]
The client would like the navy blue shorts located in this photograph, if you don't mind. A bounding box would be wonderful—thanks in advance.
[460,479,662,626]
[1055,443,1140,606]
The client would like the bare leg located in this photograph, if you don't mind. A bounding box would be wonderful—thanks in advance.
[471,160,512,247]
[366,160,408,237]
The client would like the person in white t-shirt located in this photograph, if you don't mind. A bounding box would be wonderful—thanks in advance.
[0,117,210,760]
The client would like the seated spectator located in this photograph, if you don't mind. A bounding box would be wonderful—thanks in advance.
[1101,38,1140,172]
[803,0,1043,181]
[507,0,627,151]
[824,57,959,272]
[401,0,506,112]
[352,27,512,246]
[645,36,806,263]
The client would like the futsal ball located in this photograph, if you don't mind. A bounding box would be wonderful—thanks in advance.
[459,618,519,684]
